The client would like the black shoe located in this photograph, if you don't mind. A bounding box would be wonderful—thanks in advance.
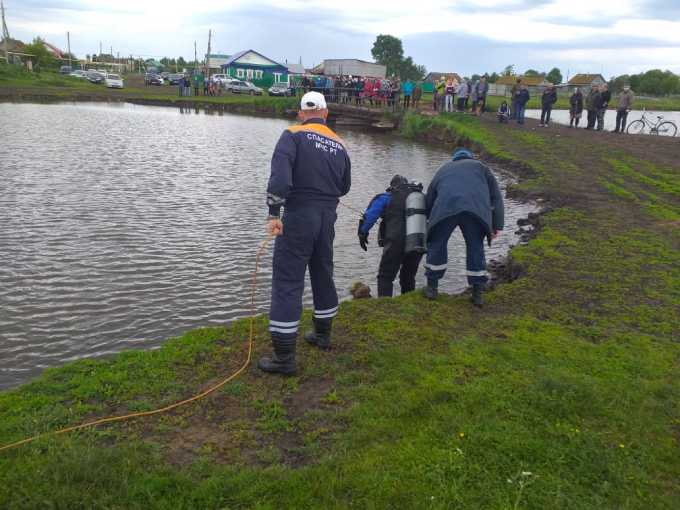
[304,318,333,350]
[471,284,484,307]
[258,337,297,375]
[423,280,438,300]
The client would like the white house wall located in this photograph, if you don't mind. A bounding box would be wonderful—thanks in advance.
[323,60,386,78]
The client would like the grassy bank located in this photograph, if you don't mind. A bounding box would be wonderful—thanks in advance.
[3,67,680,113]
[1,108,679,508]
[419,91,680,112]
[0,66,299,114]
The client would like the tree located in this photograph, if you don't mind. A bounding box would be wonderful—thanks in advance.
[502,64,515,76]
[23,37,56,70]
[371,34,404,77]
[399,56,426,81]
[488,72,499,83]
[524,69,541,77]
[545,67,563,85]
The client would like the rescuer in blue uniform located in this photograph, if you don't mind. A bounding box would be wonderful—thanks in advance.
[358,175,424,297]
[259,91,352,375]
[423,148,504,306]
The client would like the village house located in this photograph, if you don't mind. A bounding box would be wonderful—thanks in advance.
[284,62,306,86]
[311,59,386,78]
[206,53,231,72]
[567,73,607,89]
[219,49,289,87]
[493,74,551,96]
[423,72,463,93]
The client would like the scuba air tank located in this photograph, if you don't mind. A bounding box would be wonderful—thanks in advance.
[404,183,427,254]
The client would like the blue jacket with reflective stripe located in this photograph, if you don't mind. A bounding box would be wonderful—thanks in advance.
[267,119,351,216]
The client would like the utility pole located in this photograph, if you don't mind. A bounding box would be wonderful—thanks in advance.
[1,0,10,65]
[194,40,197,71]
[206,29,211,80]
[99,41,102,57]
[66,31,71,68]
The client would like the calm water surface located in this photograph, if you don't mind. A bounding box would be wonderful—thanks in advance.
[0,102,535,389]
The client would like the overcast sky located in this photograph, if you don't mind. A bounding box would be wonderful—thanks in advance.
[6,0,680,78]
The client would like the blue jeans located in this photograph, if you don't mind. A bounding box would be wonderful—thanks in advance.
[511,100,519,119]
[424,213,488,286]
[516,104,526,124]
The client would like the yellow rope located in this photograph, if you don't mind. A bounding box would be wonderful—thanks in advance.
[0,235,274,453]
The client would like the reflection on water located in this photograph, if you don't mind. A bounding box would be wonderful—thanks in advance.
[0,102,536,389]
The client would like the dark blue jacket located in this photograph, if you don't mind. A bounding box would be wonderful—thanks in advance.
[267,119,351,216]
[426,157,504,234]
[542,88,557,107]
[360,193,391,234]
[516,89,530,106]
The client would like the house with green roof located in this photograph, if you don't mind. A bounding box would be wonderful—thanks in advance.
[219,50,288,87]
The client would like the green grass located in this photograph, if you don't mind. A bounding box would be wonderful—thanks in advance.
[0,65,299,114]
[420,91,680,112]
[1,103,679,508]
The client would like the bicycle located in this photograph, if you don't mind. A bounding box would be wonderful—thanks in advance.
[626,108,677,137]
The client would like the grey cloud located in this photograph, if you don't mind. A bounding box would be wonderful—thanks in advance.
[188,6,374,66]
[637,0,680,17]
[403,31,680,78]
[9,0,138,15]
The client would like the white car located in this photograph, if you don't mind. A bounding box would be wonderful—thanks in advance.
[69,70,89,79]
[211,74,229,85]
[105,74,124,89]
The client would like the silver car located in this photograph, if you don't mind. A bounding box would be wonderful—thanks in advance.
[227,80,263,95]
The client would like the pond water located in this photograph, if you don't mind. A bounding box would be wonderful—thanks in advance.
[0,102,536,389]
[525,108,680,133]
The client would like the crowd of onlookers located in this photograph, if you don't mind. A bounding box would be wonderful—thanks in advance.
[298,75,423,109]
[431,75,490,115]
[297,74,498,113]
[500,78,635,132]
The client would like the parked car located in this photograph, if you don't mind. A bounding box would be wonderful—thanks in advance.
[268,83,294,97]
[211,74,229,85]
[148,75,164,86]
[69,70,89,79]
[168,73,185,85]
[228,80,263,95]
[59,65,73,75]
[86,71,105,84]
[105,74,124,89]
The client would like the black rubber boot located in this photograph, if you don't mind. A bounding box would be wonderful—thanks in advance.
[423,280,438,300]
[258,337,297,375]
[377,279,394,298]
[471,284,484,307]
[304,318,333,350]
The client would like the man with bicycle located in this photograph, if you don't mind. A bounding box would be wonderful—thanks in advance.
[613,85,634,133]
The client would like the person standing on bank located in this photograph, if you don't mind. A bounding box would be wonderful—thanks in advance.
[539,83,557,127]
[423,148,504,307]
[510,78,522,120]
[357,175,425,297]
[515,84,530,125]
[613,84,634,133]
[585,84,600,130]
[569,87,584,128]
[596,83,611,131]
[259,91,352,375]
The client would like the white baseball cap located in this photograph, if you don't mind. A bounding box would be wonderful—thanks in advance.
[300,91,327,111]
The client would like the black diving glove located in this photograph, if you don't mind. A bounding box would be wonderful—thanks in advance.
[358,217,368,251]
